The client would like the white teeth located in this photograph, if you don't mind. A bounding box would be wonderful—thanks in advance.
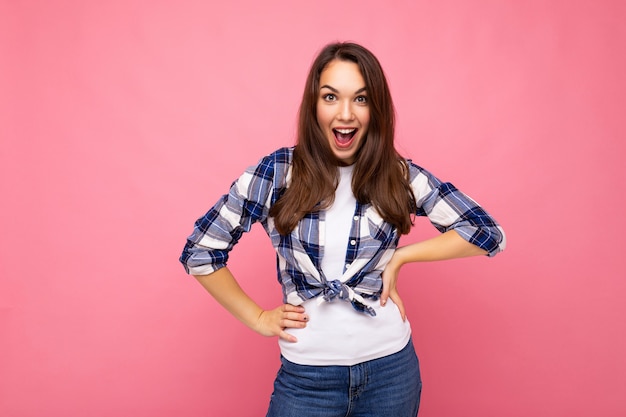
[335,128,355,134]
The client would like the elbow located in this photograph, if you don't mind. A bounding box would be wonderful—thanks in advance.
[453,224,506,257]
[485,226,506,257]
[498,227,507,251]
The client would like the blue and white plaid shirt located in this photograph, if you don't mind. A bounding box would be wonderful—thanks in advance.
[180,147,505,316]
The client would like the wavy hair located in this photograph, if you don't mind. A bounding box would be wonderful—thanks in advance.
[270,42,416,235]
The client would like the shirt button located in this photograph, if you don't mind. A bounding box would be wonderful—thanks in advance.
[350,240,356,246]
[346,263,351,269]
[353,216,359,221]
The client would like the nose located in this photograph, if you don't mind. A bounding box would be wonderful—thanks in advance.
[338,100,355,121]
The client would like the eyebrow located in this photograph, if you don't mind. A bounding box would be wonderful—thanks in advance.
[320,85,367,94]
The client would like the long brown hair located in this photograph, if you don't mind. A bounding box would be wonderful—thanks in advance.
[270,42,416,235]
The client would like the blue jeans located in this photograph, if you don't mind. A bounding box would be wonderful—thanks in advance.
[266,339,422,417]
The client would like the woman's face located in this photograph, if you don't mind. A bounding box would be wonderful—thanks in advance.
[316,60,370,165]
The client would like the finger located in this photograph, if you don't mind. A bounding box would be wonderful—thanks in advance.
[282,304,306,313]
[283,311,309,322]
[279,330,298,343]
[380,295,388,306]
[389,289,406,322]
[281,317,307,330]
[380,282,390,307]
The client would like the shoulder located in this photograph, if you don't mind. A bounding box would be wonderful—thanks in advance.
[402,158,428,181]
[401,158,445,195]
[262,146,294,163]
[252,147,294,172]
[241,147,294,188]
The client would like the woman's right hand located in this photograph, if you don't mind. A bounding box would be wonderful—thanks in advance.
[194,268,308,343]
[255,304,308,343]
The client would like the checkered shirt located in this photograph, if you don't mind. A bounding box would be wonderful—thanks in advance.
[180,147,505,316]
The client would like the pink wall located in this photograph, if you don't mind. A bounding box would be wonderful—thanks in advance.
[1,1,625,416]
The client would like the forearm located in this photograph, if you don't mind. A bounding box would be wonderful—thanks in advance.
[380,228,491,313]
[393,229,487,266]
[193,267,263,331]
[193,267,308,342]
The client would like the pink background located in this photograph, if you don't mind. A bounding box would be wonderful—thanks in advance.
[1,1,625,416]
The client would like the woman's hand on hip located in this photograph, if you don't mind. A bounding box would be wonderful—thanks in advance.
[381,253,407,321]
[254,304,308,343]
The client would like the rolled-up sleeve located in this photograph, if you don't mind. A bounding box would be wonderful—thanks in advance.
[409,162,506,256]
[180,157,276,275]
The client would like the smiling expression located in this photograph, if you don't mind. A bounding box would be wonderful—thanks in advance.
[316,60,370,165]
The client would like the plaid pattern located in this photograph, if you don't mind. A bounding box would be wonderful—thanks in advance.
[180,147,505,315]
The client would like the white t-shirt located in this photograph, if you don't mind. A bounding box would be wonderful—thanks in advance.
[279,165,411,366]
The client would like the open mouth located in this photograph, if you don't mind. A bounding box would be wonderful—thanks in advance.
[333,128,357,147]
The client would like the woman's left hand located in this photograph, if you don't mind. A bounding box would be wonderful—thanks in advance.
[380,254,406,321]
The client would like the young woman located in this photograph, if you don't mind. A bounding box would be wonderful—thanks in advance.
[180,42,505,417]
